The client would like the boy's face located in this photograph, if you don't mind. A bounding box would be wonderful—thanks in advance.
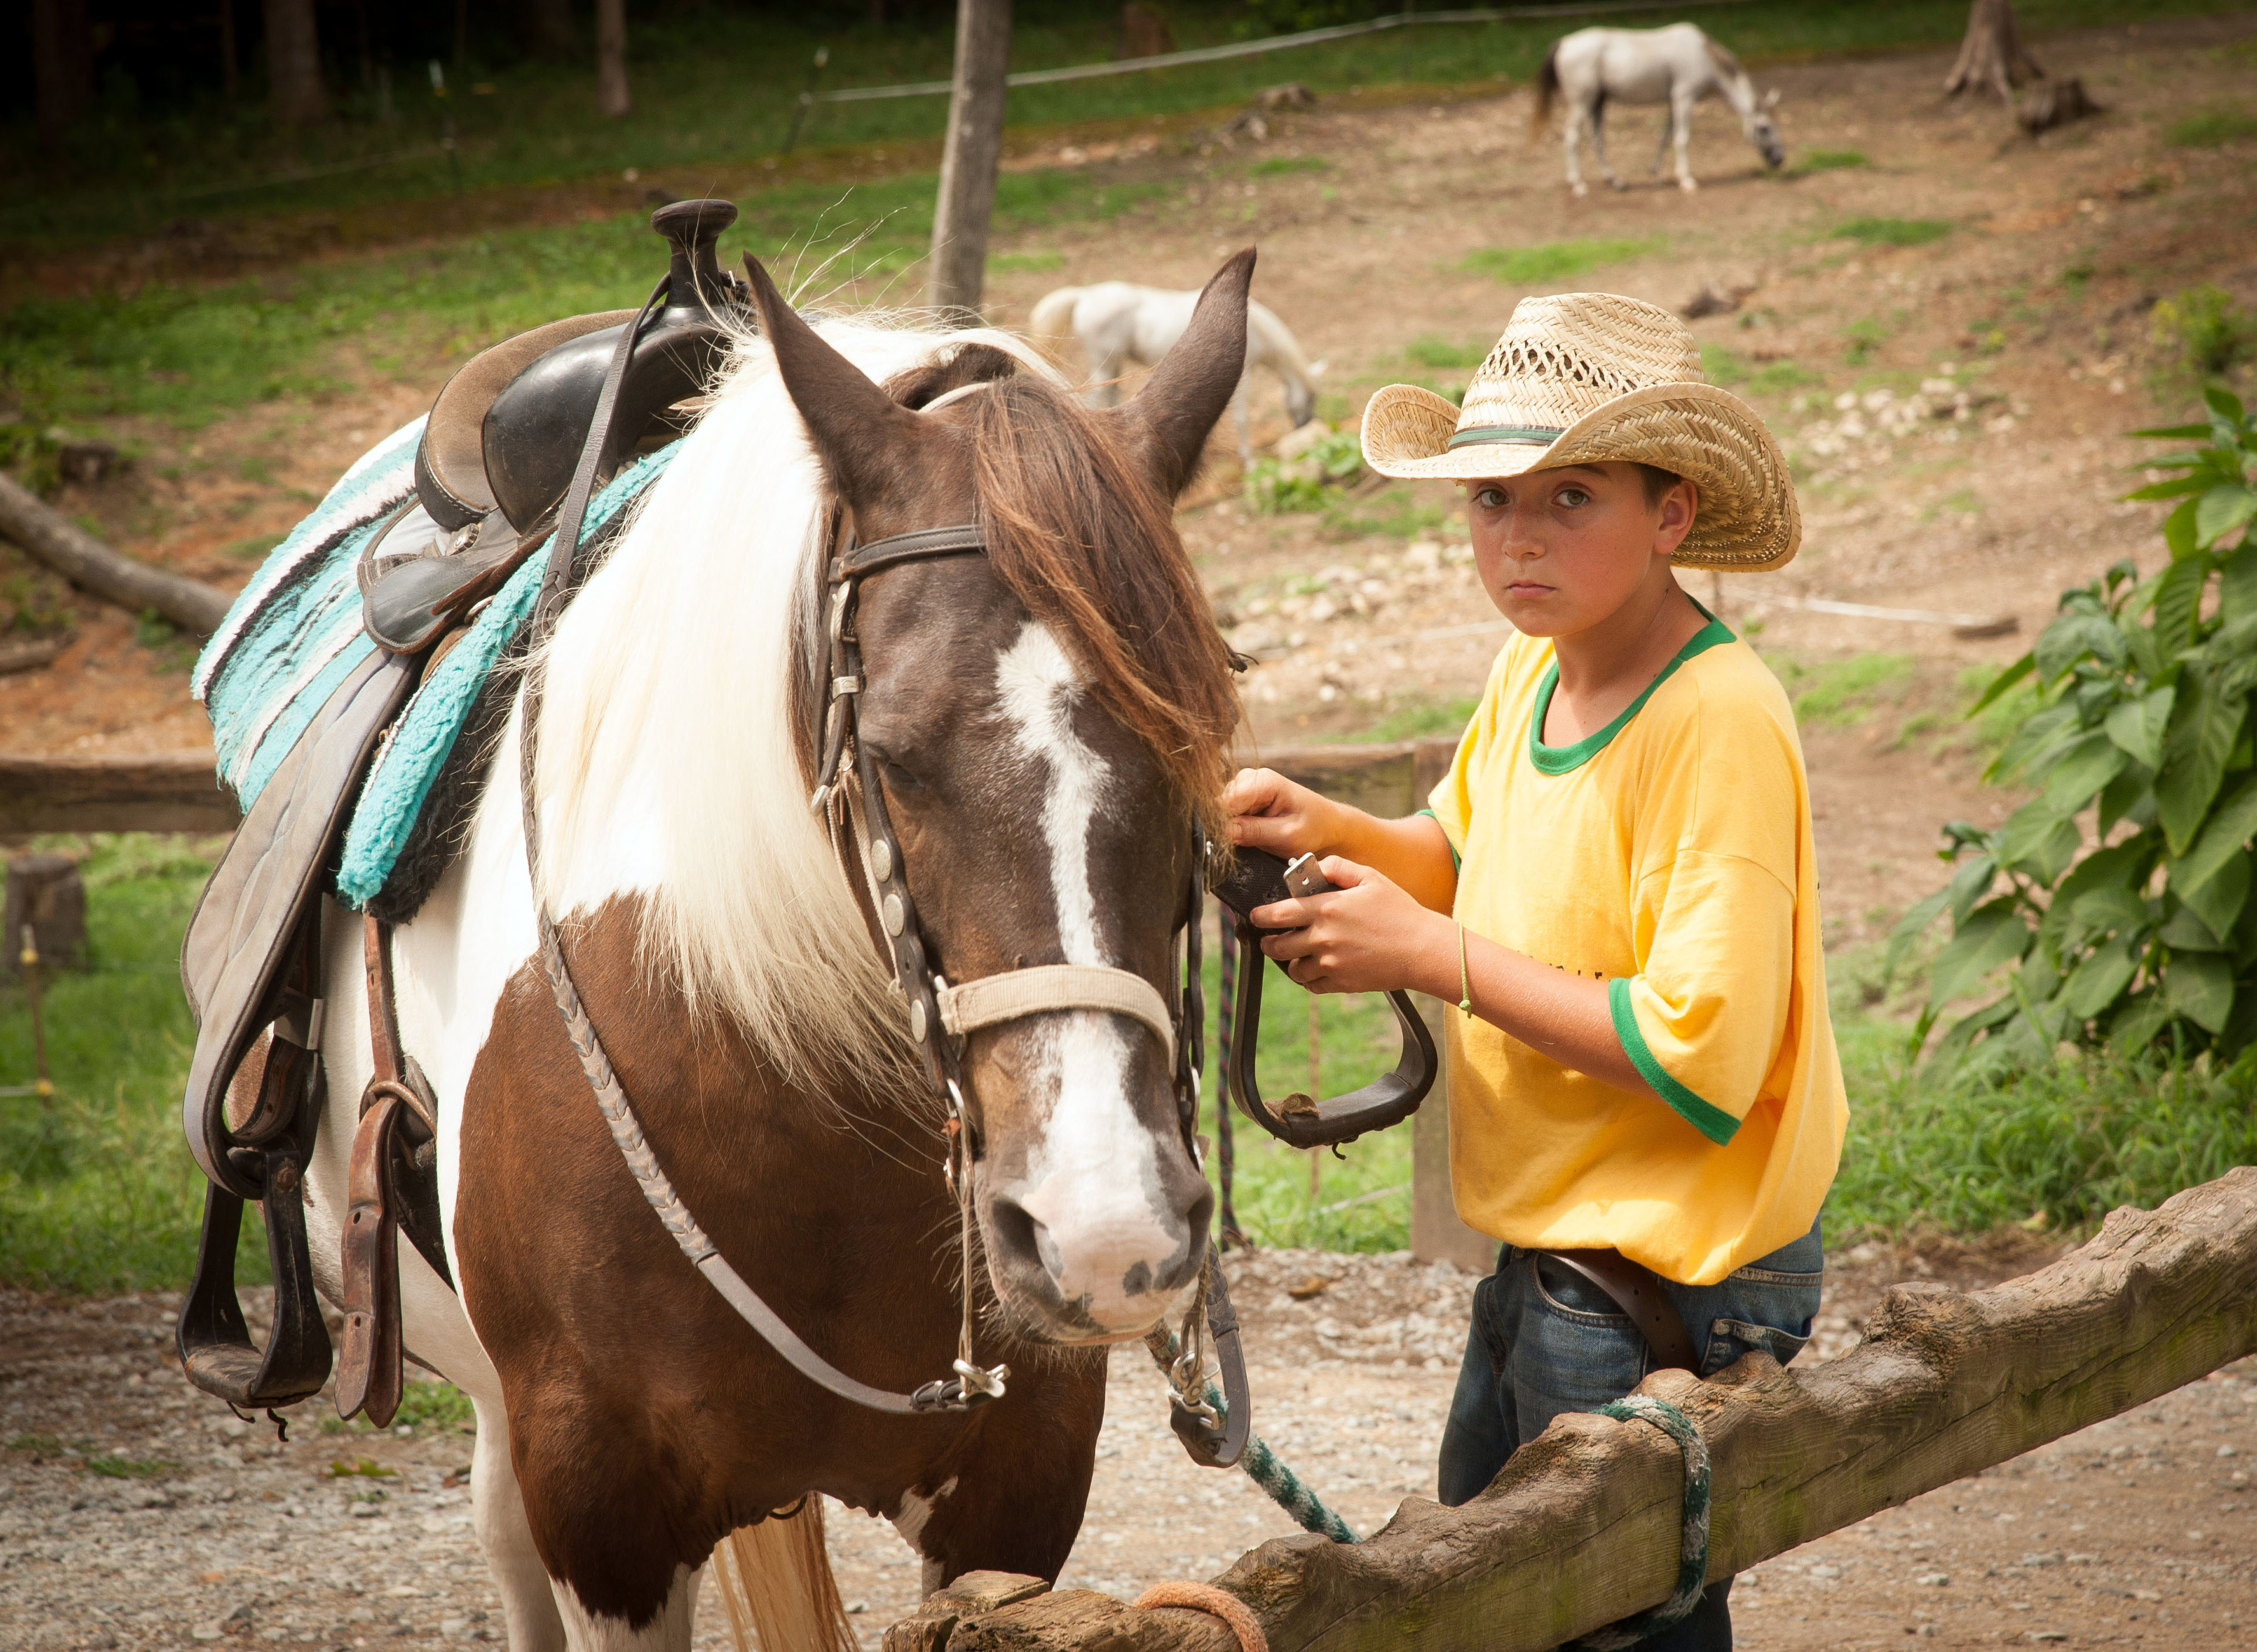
[1463,461,1697,639]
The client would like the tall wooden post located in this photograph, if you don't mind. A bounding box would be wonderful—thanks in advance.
[32,0,96,147]
[596,0,632,118]
[928,0,1013,317]
[264,0,328,127]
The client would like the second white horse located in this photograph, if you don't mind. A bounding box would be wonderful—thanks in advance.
[1031,281,1323,463]
[1534,23,1785,196]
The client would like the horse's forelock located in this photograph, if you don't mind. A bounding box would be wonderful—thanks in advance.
[969,376,1240,832]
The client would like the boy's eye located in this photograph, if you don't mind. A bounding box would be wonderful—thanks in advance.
[1473,487,1507,509]
[1554,487,1592,508]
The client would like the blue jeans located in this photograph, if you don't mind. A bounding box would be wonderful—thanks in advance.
[1436,1219,1823,1651]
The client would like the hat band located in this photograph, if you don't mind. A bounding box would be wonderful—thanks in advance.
[1446,425,1564,449]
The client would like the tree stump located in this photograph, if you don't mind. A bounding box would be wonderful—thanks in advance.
[1944,0,2044,103]
[4,854,87,979]
[2020,76,2102,134]
[1117,2,1174,61]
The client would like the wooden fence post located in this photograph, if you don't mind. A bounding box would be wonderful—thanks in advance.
[928,0,1013,316]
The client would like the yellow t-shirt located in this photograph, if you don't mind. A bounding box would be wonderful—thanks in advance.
[1426,617,1846,1286]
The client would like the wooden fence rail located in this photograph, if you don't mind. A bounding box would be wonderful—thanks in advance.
[888,1168,2257,1651]
[0,751,241,835]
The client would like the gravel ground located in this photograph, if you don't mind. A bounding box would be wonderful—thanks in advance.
[6,1241,2254,1651]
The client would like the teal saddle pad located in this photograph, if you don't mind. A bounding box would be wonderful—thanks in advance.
[193,417,675,914]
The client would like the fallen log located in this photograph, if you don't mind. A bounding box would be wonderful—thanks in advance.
[0,751,240,835]
[0,471,233,637]
[913,1168,2257,1651]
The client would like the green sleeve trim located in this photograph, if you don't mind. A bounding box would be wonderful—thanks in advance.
[1416,807,1461,870]
[1608,976,1740,1145]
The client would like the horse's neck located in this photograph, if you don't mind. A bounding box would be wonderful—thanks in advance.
[1248,309,1307,388]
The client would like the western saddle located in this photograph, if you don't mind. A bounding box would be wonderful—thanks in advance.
[176,199,753,1427]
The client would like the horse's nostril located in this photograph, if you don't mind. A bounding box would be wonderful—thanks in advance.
[989,1196,1064,1281]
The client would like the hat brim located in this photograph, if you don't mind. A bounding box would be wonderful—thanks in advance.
[1358,381,1801,571]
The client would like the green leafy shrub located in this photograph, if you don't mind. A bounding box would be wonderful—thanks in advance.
[1245,428,1363,514]
[1891,388,2257,1063]
[2152,284,2257,380]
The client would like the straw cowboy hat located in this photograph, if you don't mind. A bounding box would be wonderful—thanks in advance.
[1359,291,1799,570]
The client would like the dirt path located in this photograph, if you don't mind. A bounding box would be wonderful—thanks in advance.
[7,1239,2254,1651]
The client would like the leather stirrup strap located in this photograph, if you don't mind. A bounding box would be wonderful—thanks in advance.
[336,913,414,1426]
[1538,1248,1699,1373]
[336,1089,407,1426]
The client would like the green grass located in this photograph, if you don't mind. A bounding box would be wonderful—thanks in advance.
[1826,1035,2257,1237]
[1769,652,1916,728]
[1322,485,1446,541]
[1831,217,1952,248]
[1404,336,1491,371]
[1249,155,1329,176]
[2164,107,2257,146]
[1460,238,1663,286]
[1796,148,1869,173]
[1195,936,1415,1252]
[11,2,2245,241]
[1,168,1171,432]
[1355,695,1481,743]
[1699,344,1823,398]
[0,835,262,1295]
[85,1453,181,1479]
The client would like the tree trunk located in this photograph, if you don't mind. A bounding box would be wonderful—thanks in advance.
[515,0,577,59]
[219,0,240,103]
[0,472,233,637]
[1944,0,2044,101]
[596,0,632,118]
[914,1168,2257,1651]
[927,0,1013,317]
[30,0,96,148]
[264,0,328,126]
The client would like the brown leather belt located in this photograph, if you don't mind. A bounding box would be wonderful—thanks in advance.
[1538,1248,1699,1373]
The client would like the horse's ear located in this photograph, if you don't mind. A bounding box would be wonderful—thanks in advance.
[742,252,937,512]
[1107,247,1254,499]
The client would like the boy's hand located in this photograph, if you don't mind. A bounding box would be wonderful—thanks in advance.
[1222,767,1339,860]
[1253,857,1454,998]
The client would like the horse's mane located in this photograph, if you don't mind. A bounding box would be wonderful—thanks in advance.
[969,373,1240,832]
[529,315,1236,1086]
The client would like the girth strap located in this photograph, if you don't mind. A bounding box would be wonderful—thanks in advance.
[937,965,1176,1066]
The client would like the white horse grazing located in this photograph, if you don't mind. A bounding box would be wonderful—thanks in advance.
[1534,23,1785,197]
[1029,281,1323,463]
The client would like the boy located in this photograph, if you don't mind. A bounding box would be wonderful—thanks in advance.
[1225,292,1846,1651]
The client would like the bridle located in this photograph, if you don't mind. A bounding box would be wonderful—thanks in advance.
[516,313,1246,1455]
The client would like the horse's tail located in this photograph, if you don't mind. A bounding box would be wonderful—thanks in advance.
[709,1504,857,1652]
[1531,40,1560,139]
[1028,284,1084,345]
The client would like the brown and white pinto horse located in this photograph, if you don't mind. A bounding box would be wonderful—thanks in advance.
[288,254,1254,1648]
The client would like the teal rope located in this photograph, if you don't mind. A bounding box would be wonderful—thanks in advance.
[1145,1333,1358,1545]
[1567,1396,1711,1651]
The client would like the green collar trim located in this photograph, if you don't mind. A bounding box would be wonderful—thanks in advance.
[1526,605,1734,776]
[1447,425,1564,449]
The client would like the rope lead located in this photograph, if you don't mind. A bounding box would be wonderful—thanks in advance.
[1143,1330,1358,1547]
[1566,1395,1712,1651]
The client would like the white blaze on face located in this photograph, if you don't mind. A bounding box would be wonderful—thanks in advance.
[993,623,1188,1330]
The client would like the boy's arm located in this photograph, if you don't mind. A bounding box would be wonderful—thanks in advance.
[1222,767,1458,912]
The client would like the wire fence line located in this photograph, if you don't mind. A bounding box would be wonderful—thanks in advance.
[815,0,1759,103]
